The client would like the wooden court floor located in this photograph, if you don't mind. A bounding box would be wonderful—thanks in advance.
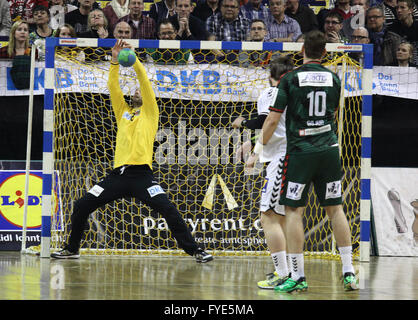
[0,251,416,300]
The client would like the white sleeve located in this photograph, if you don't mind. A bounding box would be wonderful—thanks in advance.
[257,87,278,115]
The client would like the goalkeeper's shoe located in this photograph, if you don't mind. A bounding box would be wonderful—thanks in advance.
[274,277,308,293]
[51,248,80,259]
[257,272,289,290]
[343,272,359,291]
[194,248,213,263]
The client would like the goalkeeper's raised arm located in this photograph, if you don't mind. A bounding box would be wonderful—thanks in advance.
[108,40,158,121]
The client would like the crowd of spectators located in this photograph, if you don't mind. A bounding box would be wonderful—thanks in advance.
[0,0,416,66]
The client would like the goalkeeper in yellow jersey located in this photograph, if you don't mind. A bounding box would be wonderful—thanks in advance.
[51,40,213,263]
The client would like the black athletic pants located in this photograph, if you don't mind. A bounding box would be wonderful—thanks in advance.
[66,165,199,256]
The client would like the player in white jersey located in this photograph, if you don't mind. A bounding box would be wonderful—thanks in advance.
[231,56,294,289]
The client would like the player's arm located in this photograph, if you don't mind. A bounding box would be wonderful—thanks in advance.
[132,55,159,120]
[259,110,282,145]
[108,45,125,120]
[231,114,267,130]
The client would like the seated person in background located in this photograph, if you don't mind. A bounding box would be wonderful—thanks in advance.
[29,5,55,61]
[117,0,156,39]
[65,0,95,34]
[9,0,49,29]
[388,0,417,65]
[206,0,250,64]
[78,8,112,38]
[149,0,177,27]
[391,41,417,67]
[49,0,78,29]
[378,0,400,27]
[285,0,318,34]
[342,0,370,40]
[238,19,281,67]
[330,0,354,20]
[169,0,209,40]
[0,0,12,36]
[103,0,130,31]
[191,0,220,24]
[0,20,37,89]
[78,9,112,62]
[265,0,302,42]
[113,20,148,61]
[348,27,370,64]
[146,19,192,64]
[206,0,250,41]
[366,5,402,66]
[240,0,270,21]
[55,23,85,61]
[323,11,348,43]
[0,20,32,58]
[30,5,55,41]
[113,20,132,39]
[55,22,76,38]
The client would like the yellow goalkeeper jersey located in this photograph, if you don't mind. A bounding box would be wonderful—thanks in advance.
[107,59,159,169]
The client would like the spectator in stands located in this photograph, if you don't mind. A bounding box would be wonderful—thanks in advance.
[103,0,130,32]
[0,0,12,36]
[240,0,270,21]
[206,0,250,41]
[146,19,192,64]
[206,0,250,64]
[316,6,330,32]
[388,0,418,64]
[348,26,370,63]
[149,0,177,26]
[192,0,219,23]
[265,0,302,42]
[113,20,132,39]
[29,5,55,60]
[78,8,112,38]
[238,19,281,67]
[55,23,85,60]
[392,41,417,67]
[55,22,76,37]
[366,6,402,65]
[30,5,54,41]
[323,11,348,43]
[285,0,318,34]
[342,0,370,39]
[169,0,209,40]
[77,9,113,61]
[9,0,49,28]
[378,0,417,26]
[117,0,156,39]
[0,20,31,58]
[0,20,37,89]
[377,0,398,26]
[65,0,95,34]
[330,0,354,20]
[49,0,77,29]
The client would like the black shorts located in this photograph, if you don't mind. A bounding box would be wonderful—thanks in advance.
[279,147,343,207]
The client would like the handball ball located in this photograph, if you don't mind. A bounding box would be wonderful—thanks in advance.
[118,48,136,67]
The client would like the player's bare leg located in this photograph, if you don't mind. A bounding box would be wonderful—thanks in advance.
[257,210,289,289]
[275,206,308,293]
[325,204,358,290]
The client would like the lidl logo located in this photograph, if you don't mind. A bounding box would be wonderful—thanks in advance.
[0,171,61,231]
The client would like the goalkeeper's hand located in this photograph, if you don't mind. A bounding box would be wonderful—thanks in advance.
[111,39,132,63]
